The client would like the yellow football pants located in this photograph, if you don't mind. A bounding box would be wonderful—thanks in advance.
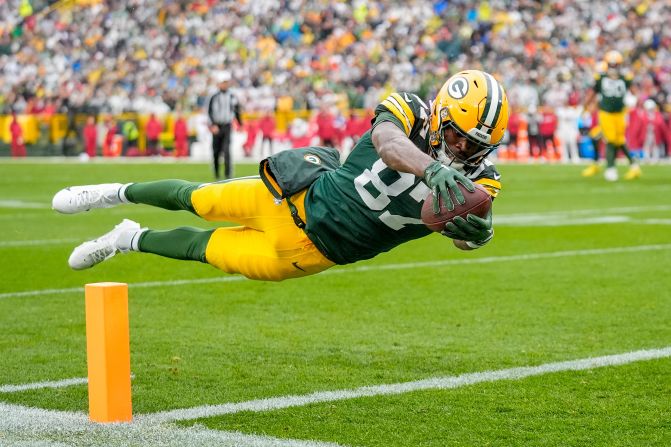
[598,110,626,146]
[190,178,335,281]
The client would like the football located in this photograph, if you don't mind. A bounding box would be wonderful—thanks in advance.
[421,183,492,232]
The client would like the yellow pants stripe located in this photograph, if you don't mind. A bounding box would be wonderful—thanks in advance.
[190,178,335,281]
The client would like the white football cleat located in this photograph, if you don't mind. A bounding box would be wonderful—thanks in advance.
[604,167,618,182]
[52,183,126,214]
[68,219,141,270]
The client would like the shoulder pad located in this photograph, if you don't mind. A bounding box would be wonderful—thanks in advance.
[469,160,501,198]
[376,92,429,135]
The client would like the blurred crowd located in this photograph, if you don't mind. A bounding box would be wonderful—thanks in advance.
[1,0,670,160]
[1,0,670,114]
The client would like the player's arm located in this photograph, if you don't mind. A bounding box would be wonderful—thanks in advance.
[371,121,433,177]
[371,116,472,211]
[584,71,602,111]
[233,97,243,126]
[583,89,597,110]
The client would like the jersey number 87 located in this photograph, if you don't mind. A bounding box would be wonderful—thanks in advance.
[354,159,430,230]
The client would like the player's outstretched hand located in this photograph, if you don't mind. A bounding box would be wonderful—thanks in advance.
[442,209,493,244]
[423,160,474,212]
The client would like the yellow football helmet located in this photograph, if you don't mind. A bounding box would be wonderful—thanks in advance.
[595,60,608,74]
[429,70,509,170]
[604,50,624,69]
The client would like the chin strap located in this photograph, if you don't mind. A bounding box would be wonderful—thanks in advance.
[432,145,479,176]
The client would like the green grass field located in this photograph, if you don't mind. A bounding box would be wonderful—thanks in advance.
[1,160,670,446]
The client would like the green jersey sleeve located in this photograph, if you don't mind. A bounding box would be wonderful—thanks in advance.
[373,92,432,144]
[470,160,502,199]
[302,91,501,265]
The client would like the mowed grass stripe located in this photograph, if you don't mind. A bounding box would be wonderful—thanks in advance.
[1,243,670,300]
[141,346,671,423]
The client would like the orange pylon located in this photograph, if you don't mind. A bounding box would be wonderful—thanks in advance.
[85,282,132,423]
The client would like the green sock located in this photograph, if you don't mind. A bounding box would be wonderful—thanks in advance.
[591,139,600,162]
[124,180,201,214]
[138,227,214,263]
[605,143,617,168]
[618,144,634,164]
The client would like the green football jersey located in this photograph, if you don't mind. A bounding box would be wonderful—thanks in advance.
[594,71,633,113]
[304,92,502,265]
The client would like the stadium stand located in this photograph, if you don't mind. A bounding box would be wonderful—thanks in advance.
[0,0,669,159]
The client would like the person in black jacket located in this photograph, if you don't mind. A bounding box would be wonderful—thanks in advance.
[206,71,242,179]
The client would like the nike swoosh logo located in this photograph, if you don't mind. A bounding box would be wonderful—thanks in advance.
[292,262,306,272]
[413,94,429,109]
[403,93,412,103]
[493,173,501,180]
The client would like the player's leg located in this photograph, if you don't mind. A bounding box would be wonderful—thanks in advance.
[52,180,202,214]
[582,125,602,176]
[600,112,620,181]
[53,177,273,220]
[67,221,212,270]
[604,142,619,181]
[67,183,335,280]
[613,111,641,180]
[222,127,232,179]
[568,133,580,163]
[622,146,641,179]
[203,225,334,280]
[190,177,281,228]
[69,221,333,281]
[201,184,335,280]
[557,132,569,162]
[212,130,223,180]
[127,177,287,227]
[124,180,201,212]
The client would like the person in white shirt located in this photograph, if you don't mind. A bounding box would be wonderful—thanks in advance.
[555,92,583,163]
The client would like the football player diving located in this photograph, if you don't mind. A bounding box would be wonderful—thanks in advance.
[581,50,641,181]
[53,70,509,281]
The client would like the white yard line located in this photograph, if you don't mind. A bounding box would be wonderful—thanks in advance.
[0,401,346,447]
[142,346,671,424]
[1,243,671,300]
[0,238,79,247]
[0,200,50,209]
[494,204,671,226]
[0,377,88,393]
[640,218,671,225]
[2,347,670,446]
[0,375,136,394]
[498,204,671,220]
[496,216,631,226]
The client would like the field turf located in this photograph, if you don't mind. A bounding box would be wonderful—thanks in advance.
[1,160,670,446]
